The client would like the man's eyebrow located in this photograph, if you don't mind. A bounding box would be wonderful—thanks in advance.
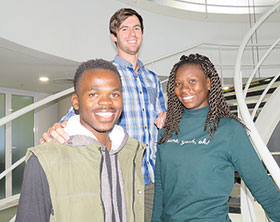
[88,87,122,91]
[120,24,141,29]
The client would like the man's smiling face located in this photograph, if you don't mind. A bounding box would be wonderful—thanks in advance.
[111,15,143,56]
[72,69,122,137]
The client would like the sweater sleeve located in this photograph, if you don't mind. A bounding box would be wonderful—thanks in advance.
[230,122,280,221]
[152,147,163,222]
[16,154,52,222]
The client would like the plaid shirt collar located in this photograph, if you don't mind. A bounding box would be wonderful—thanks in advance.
[113,55,145,72]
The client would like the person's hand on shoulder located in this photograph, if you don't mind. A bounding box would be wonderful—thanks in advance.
[155,112,166,129]
[39,121,69,144]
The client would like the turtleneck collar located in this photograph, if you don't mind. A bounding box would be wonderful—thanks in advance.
[183,105,209,118]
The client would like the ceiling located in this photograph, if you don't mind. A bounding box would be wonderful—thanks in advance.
[0,38,79,94]
[0,38,171,95]
[147,0,279,15]
[1,1,279,94]
[119,0,280,22]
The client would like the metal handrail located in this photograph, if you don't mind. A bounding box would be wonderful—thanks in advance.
[251,72,280,119]
[0,194,20,210]
[0,87,74,127]
[0,157,25,181]
[0,88,75,212]
[234,0,280,188]
[144,42,280,67]
[234,1,280,221]
[243,37,280,97]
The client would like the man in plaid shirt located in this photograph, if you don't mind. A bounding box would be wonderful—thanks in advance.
[42,8,166,221]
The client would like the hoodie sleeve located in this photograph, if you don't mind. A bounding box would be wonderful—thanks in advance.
[16,154,52,222]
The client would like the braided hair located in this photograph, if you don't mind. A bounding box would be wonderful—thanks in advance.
[159,53,245,144]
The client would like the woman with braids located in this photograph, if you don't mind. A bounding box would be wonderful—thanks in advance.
[151,53,280,221]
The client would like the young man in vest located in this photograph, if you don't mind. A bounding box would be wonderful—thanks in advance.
[41,8,166,221]
[16,59,145,222]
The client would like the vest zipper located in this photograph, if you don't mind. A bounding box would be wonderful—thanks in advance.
[98,147,106,221]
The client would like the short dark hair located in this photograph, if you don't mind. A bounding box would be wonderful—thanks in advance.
[74,59,121,93]
[109,8,144,37]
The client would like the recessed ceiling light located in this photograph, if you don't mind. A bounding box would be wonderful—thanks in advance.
[39,77,49,82]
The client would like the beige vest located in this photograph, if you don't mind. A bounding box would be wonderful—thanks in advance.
[26,137,145,222]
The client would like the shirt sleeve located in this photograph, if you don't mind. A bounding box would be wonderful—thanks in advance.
[151,147,163,222]
[59,106,76,122]
[230,123,280,221]
[155,76,167,115]
[16,154,52,222]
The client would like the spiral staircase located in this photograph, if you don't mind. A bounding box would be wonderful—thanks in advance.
[225,75,280,218]
[224,76,280,121]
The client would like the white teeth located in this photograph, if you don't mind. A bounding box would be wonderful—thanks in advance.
[95,112,113,118]
[182,96,194,100]
[128,40,136,43]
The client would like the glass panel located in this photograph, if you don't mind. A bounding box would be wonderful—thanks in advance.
[0,93,5,198]
[11,95,34,195]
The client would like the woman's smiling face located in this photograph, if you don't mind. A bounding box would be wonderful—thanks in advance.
[174,64,210,110]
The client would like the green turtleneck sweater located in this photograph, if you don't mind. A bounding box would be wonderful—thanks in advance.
[152,106,280,222]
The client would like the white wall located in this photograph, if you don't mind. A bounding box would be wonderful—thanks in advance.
[58,95,72,120]
[35,104,59,144]
[34,93,59,145]
[0,0,127,61]
[0,0,279,80]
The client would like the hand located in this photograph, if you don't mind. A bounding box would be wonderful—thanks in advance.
[154,112,166,129]
[39,121,69,144]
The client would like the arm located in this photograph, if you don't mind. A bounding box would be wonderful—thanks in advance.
[39,106,76,144]
[154,112,166,129]
[154,76,167,129]
[231,123,280,221]
[151,148,163,222]
[40,121,69,144]
[16,155,52,222]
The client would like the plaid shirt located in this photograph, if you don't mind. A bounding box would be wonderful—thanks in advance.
[60,55,166,185]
